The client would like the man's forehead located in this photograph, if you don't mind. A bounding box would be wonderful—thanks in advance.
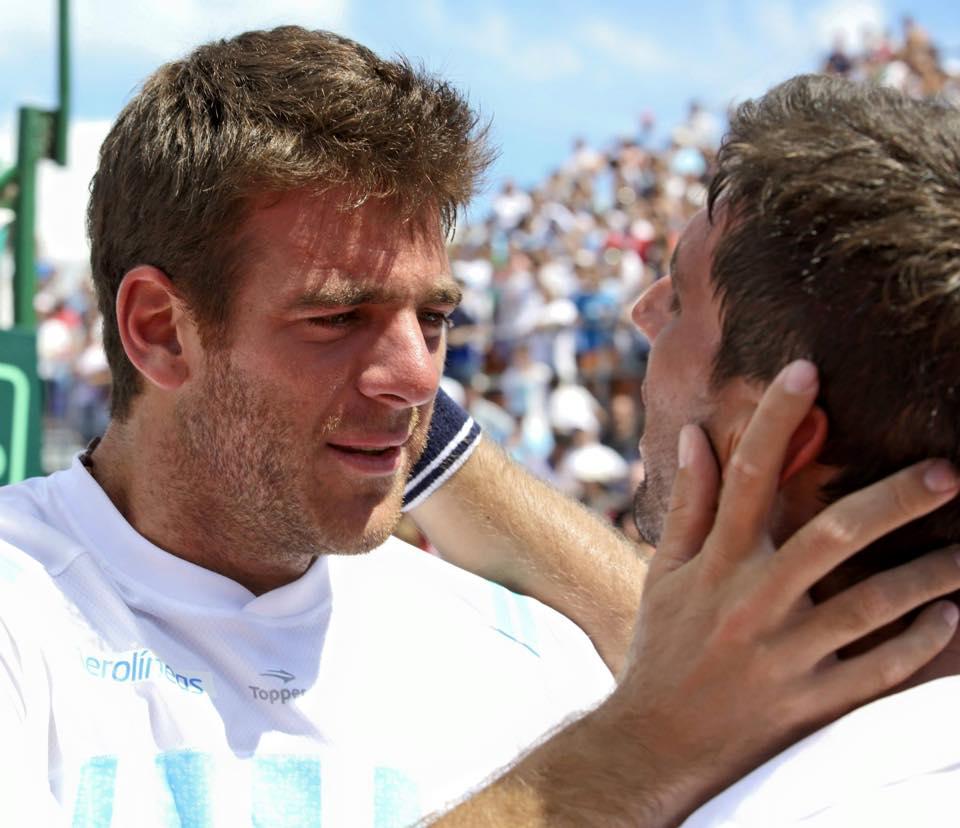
[672,209,719,286]
[238,190,451,300]
[243,187,445,255]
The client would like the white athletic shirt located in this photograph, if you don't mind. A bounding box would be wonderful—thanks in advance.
[683,674,960,827]
[0,458,613,826]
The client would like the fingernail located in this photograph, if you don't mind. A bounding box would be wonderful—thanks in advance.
[943,603,959,627]
[678,425,695,469]
[923,460,960,493]
[782,360,817,394]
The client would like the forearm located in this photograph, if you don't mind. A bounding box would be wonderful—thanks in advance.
[429,697,681,828]
[410,437,647,674]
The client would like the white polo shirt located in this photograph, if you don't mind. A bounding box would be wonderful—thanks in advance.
[0,458,613,826]
[684,674,960,827]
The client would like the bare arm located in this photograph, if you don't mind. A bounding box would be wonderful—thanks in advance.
[410,437,647,674]
[429,362,960,826]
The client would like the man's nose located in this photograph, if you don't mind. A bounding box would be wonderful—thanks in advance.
[356,311,440,409]
[631,275,673,341]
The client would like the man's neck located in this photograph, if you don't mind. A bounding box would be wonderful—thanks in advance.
[88,420,313,595]
[88,424,143,530]
[778,467,960,694]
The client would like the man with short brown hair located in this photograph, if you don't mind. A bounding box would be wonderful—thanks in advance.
[627,74,960,825]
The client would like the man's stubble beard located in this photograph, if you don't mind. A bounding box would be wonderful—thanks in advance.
[632,415,684,547]
[170,354,428,577]
[632,460,672,547]
[633,405,718,548]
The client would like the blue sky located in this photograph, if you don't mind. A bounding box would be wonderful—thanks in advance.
[1,0,958,261]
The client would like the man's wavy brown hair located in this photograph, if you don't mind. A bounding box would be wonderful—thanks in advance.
[88,26,494,419]
[708,74,960,569]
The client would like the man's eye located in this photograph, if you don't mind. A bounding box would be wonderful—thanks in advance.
[420,311,455,331]
[308,312,357,327]
[669,292,681,315]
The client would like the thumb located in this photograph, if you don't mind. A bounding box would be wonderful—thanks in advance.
[652,424,721,574]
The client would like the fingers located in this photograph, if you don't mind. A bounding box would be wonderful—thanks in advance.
[783,546,960,662]
[710,360,820,559]
[769,459,960,600]
[652,424,720,574]
[801,600,958,720]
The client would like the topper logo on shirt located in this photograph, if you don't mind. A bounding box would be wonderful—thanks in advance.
[79,648,206,695]
[249,668,305,704]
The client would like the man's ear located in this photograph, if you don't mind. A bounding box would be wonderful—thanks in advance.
[779,404,828,485]
[115,266,193,391]
[715,378,828,486]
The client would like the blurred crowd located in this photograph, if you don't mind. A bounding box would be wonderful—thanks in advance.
[440,101,717,540]
[436,14,960,536]
[822,15,960,101]
[29,15,958,536]
[33,268,111,450]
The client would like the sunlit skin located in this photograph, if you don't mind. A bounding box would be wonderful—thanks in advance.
[92,191,459,594]
[631,209,725,546]
[632,208,830,546]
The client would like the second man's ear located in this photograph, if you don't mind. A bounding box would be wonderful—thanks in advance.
[115,265,193,392]
[779,405,829,485]
[710,376,828,486]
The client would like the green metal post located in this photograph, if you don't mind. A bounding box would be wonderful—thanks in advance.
[54,0,70,166]
[2,0,71,482]
[12,107,49,329]
[12,0,69,326]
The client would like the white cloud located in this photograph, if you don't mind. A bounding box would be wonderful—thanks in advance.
[0,117,15,165]
[755,0,810,52]
[418,1,585,82]
[3,0,350,64]
[508,40,585,83]
[582,20,676,75]
[690,0,814,103]
[35,119,111,264]
[416,5,687,84]
[663,0,889,108]
[811,0,888,52]
[0,4,53,53]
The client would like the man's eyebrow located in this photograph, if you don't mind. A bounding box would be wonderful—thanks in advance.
[287,280,462,311]
[425,283,463,306]
[286,285,373,311]
[668,242,683,290]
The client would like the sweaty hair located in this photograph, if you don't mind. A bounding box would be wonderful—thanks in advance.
[707,74,960,569]
[88,26,493,419]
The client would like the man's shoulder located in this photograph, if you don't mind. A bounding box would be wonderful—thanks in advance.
[347,536,594,631]
[684,674,960,827]
[0,469,88,596]
[330,536,613,680]
[0,470,51,521]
